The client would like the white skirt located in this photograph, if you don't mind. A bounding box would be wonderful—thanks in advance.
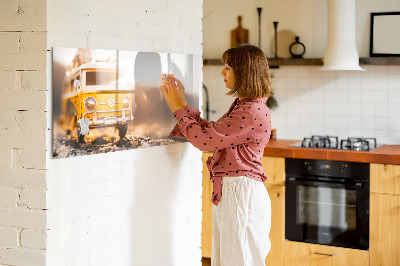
[212,176,271,266]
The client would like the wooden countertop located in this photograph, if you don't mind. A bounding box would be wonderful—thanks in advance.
[263,139,400,165]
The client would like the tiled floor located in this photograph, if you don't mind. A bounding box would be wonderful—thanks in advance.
[202,257,211,266]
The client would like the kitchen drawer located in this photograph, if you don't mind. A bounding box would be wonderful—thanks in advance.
[284,240,369,266]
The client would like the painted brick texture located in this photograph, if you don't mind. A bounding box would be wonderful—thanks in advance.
[0,0,48,265]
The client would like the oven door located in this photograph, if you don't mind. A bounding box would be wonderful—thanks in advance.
[285,177,369,250]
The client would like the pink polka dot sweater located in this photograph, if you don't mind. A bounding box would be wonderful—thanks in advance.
[170,97,272,206]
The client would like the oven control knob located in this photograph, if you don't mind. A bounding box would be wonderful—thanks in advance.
[304,161,312,171]
[340,164,347,174]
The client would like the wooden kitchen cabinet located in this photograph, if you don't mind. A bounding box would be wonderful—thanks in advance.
[202,152,213,258]
[262,156,285,266]
[370,163,400,266]
[284,241,369,266]
[264,184,285,266]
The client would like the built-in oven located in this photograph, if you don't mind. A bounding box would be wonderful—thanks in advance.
[285,158,369,250]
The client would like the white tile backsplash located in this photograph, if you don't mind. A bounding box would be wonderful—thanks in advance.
[204,65,400,144]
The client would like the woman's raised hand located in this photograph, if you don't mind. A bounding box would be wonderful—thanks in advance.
[160,78,184,113]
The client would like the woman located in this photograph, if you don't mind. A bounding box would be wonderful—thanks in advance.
[161,44,273,266]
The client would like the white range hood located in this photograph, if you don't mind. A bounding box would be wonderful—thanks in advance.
[320,0,365,71]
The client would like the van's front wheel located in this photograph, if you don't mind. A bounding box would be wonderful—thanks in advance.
[118,123,128,139]
[77,126,85,143]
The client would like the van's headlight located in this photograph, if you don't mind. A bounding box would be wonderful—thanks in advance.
[84,96,97,111]
[123,96,130,108]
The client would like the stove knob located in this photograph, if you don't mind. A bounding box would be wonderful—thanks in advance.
[340,164,347,174]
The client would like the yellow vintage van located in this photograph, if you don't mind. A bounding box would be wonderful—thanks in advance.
[59,57,134,143]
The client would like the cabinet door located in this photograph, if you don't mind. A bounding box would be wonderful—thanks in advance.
[370,163,400,195]
[370,193,400,266]
[202,152,213,258]
[284,241,369,266]
[265,184,284,266]
[261,156,285,185]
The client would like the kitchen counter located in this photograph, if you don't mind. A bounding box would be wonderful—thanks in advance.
[263,139,400,164]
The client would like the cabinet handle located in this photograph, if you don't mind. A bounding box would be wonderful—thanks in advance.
[314,252,335,257]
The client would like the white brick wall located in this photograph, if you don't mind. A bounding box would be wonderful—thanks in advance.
[46,1,203,266]
[0,0,48,265]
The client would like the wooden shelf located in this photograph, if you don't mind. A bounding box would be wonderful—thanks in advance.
[203,57,400,67]
[203,58,323,67]
[359,57,400,65]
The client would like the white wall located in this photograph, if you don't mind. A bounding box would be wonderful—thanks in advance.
[46,0,203,266]
[203,0,400,145]
[203,0,400,58]
[0,0,48,265]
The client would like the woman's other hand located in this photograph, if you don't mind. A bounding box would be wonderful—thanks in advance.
[160,80,184,113]
[172,77,187,108]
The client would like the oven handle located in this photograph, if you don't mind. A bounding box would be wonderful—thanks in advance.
[286,177,364,189]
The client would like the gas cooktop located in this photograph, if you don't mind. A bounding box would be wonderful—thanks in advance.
[289,135,383,151]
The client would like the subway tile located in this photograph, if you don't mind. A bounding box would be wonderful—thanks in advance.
[298,67,311,78]
[388,65,400,76]
[362,116,375,130]
[323,115,336,129]
[336,103,349,116]
[286,77,299,89]
[375,104,389,117]
[335,115,348,129]
[349,128,362,137]
[361,128,375,138]
[323,87,336,103]
[362,104,375,116]
[323,103,336,115]
[285,66,298,77]
[389,104,400,117]
[374,130,389,144]
[374,90,388,104]
[388,131,400,144]
[348,116,362,129]
[310,66,324,77]
[298,77,310,89]
[348,103,362,116]
[388,76,400,91]
[348,90,362,103]
[374,65,388,77]
[388,91,400,104]
[336,90,349,103]
[362,90,375,104]
[311,102,324,113]
[374,77,388,91]
[310,77,324,89]
[374,117,389,131]
[388,117,400,131]
[348,73,362,90]
[361,74,374,91]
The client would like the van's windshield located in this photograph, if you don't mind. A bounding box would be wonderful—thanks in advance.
[85,70,132,90]
[86,71,116,86]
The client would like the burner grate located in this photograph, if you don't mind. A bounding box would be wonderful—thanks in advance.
[340,137,377,151]
[301,135,339,149]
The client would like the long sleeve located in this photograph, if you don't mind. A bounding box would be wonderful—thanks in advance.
[169,104,210,137]
[172,105,257,152]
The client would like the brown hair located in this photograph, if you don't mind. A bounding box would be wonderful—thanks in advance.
[221,44,273,99]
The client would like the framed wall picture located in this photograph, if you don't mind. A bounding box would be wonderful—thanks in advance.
[52,47,200,158]
[370,12,400,57]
